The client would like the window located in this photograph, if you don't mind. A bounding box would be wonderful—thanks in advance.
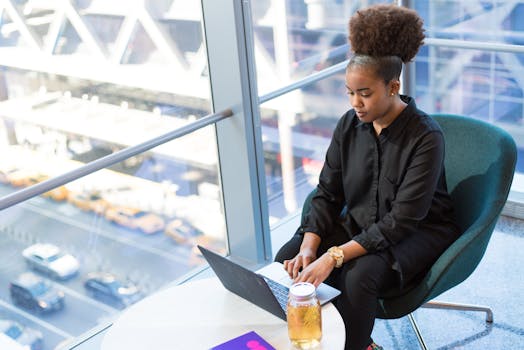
[0,1,226,348]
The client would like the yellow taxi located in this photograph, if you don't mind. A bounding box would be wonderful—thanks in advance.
[105,206,165,234]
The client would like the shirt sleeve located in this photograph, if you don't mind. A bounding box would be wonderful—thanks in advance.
[301,116,347,238]
[353,130,446,251]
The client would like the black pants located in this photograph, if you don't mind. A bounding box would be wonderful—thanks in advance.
[275,232,401,350]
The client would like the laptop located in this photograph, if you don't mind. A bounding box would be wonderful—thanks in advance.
[197,245,341,321]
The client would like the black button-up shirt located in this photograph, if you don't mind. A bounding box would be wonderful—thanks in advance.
[303,96,460,277]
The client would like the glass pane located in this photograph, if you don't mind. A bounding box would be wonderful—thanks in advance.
[250,0,394,94]
[414,47,524,174]
[0,137,226,349]
[414,2,524,179]
[417,1,524,44]
[0,1,221,349]
[260,71,347,223]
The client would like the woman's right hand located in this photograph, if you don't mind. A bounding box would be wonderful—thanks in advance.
[283,232,321,279]
[283,247,317,280]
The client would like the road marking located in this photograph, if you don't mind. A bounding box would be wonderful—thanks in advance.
[0,299,73,339]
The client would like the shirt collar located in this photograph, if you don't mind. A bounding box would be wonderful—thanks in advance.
[355,118,367,128]
[382,95,416,138]
[352,95,417,134]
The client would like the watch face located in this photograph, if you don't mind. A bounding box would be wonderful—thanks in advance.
[328,247,343,267]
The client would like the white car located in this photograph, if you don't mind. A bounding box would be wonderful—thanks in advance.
[22,243,79,280]
[0,319,43,350]
[0,333,30,350]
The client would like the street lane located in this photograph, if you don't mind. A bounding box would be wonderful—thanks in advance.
[0,185,207,349]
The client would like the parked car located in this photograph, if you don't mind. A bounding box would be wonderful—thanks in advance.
[105,206,165,234]
[83,272,142,309]
[22,243,79,280]
[164,218,204,245]
[68,191,109,214]
[0,167,20,184]
[9,272,65,313]
[0,319,43,350]
[7,171,69,201]
[7,170,47,188]
[41,185,70,202]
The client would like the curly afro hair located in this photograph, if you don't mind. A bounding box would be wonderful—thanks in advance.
[348,4,425,63]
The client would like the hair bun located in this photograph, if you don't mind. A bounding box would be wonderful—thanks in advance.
[348,4,425,63]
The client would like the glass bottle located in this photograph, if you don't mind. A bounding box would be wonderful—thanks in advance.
[287,282,322,349]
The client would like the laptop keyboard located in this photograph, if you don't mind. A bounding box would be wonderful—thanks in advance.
[264,277,289,311]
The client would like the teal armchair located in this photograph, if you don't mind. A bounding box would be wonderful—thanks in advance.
[300,114,517,349]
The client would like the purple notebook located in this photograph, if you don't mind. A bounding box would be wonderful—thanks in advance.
[210,331,276,350]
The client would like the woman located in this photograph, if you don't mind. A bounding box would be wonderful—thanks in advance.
[275,4,461,350]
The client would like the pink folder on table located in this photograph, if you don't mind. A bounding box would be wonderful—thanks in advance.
[210,331,276,350]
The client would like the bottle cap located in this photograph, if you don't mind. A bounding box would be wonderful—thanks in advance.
[289,282,316,300]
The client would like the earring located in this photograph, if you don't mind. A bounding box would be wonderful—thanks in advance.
[390,93,395,96]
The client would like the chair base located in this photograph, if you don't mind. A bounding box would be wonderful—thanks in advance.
[422,300,493,322]
[408,300,494,350]
[408,313,428,350]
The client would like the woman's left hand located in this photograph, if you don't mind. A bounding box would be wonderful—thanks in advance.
[294,253,336,287]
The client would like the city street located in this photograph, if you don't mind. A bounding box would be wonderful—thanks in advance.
[0,185,203,350]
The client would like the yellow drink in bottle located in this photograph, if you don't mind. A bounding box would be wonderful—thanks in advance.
[287,282,322,349]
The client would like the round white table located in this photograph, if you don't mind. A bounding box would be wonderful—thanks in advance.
[102,277,345,350]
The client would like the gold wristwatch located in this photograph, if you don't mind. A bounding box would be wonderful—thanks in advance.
[327,246,344,268]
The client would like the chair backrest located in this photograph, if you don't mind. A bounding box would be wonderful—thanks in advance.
[377,114,517,318]
[436,114,516,232]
